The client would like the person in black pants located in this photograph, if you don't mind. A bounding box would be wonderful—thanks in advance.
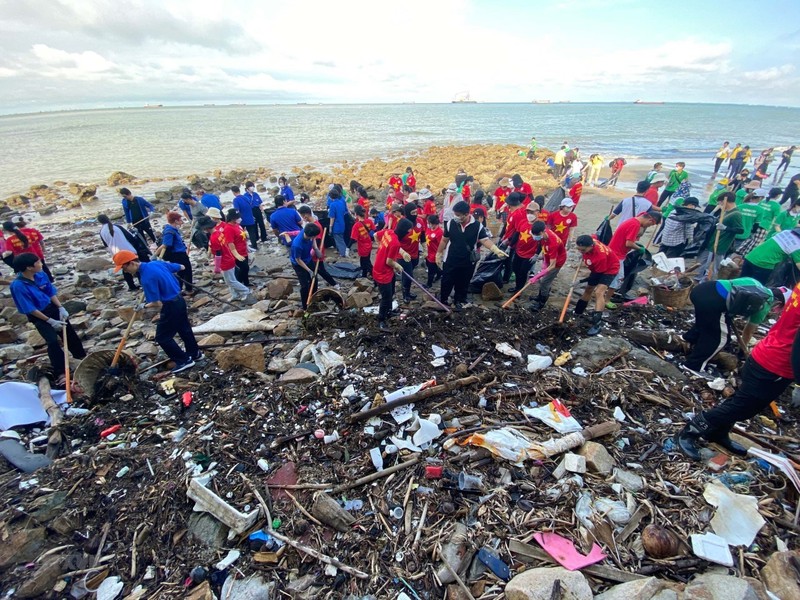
[289,223,321,310]
[9,253,86,384]
[435,201,507,309]
[156,211,194,293]
[120,187,157,243]
[244,181,269,242]
[677,281,800,460]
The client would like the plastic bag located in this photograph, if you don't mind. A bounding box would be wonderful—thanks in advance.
[469,252,504,293]
[526,354,553,373]
[595,217,612,245]
[523,400,582,433]
[213,254,222,274]
[464,427,537,463]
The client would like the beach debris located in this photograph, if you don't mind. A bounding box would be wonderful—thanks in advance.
[703,480,765,546]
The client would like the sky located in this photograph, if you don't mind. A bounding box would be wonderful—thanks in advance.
[0,0,799,114]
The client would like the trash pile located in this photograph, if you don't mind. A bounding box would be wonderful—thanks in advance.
[1,303,800,599]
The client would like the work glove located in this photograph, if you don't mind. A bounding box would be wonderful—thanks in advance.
[58,306,69,321]
[136,302,147,311]
[399,249,411,262]
[792,385,800,408]
[491,246,509,258]
[716,223,727,231]
[46,318,64,332]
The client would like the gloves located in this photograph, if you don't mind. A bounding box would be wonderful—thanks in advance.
[393,263,404,274]
[399,249,411,262]
[792,386,800,408]
[491,246,509,258]
[716,223,727,231]
[46,318,64,332]
[58,306,69,321]
[436,255,444,269]
[136,302,147,311]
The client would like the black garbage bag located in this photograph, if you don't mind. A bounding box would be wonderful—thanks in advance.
[596,217,613,245]
[619,249,653,295]
[325,262,362,280]
[674,209,716,258]
[768,259,800,287]
[469,253,505,293]
[544,187,565,212]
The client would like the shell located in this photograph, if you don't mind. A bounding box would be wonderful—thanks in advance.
[641,524,681,559]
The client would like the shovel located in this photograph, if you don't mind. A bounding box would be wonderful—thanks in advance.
[109,292,145,375]
[400,269,452,313]
[558,262,582,323]
[306,228,328,308]
[62,326,73,404]
[502,268,548,309]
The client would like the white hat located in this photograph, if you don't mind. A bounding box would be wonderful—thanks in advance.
[418,188,433,200]
[447,182,458,191]
[407,193,419,202]
[560,198,576,207]
[206,207,222,219]
[753,188,768,197]
[778,286,792,304]
[650,173,667,184]
[10,215,25,225]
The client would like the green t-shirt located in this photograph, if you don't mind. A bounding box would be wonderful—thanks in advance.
[706,208,742,253]
[716,277,773,324]
[735,188,747,204]
[773,209,800,237]
[736,202,761,240]
[745,236,800,269]
[756,200,781,231]
[661,197,685,219]
[666,169,688,192]
[707,186,726,207]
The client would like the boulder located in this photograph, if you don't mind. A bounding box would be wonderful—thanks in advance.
[352,278,373,292]
[761,551,800,600]
[280,367,317,384]
[481,282,503,301]
[628,348,686,381]
[29,491,67,523]
[187,512,229,549]
[268,356,298,373]
[63,299,88,314]
[684,573,766,600]
[571,337,632,370]
[199,333,226,347]
[577,441,615,475]
[15,556,64,599]
[0,343,34,362]
[215,343,265,372]
[76,256,113,272]
[136,342,160,357]
[346,291,373,308]
[73,274,94,289]
[253,300,271,312]
[0,526,46,570]
[0,327,18,344]
[267,278,294,300]
[504,567,593,600]
[595,577,664,600]
[107,171,136,186]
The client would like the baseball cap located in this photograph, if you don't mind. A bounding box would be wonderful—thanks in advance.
[560,198,576,207]
[718,178,730,185]
[113,250,138,272]
[650,173,667,184]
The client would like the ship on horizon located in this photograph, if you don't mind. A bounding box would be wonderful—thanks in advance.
[452,91,477,104]
[634,99,665,105]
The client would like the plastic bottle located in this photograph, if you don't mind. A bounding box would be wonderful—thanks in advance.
[383,378,436,403]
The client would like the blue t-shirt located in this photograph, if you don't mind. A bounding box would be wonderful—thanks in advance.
[233,195,255,226]
[140,261,182,303]
[327,198,347,233]
[280,185,295,201]
[200,193,222,211]
[162,224,187,253]
[10,272,57,315]
[290,234,313,266]
[244,191,262,207]
[178,199,194,220]
[270,206,302,233]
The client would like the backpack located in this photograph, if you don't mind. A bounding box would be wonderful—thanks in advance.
[726,285,771,316]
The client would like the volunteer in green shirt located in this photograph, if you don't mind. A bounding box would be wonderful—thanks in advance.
[705,179,730,214]
[683,277,784,373]
[659,162,688,206]
[742,228,800,284]
[695,193,743,282]
[737,188,780,255]
[772,200,800,238]
[757,188,782,233]
[734,192,761,244]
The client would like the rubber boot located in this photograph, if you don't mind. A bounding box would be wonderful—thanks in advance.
[706,430,748,456]
[675,413,712,461]
[587,311,603,336]
[574,299,588,316]
[529,295,546,312]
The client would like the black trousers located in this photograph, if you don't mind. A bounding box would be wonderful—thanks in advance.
[510,254,533,293]
[378,279,395,321]
[659,243,686,258]
[440,260,475,305]
[501,249,515,284]
[252,207,268,242]
[359,256,373,278]
[740,259,771,285]
[713,157,724,174]
[155,296,199,364]
[245,224,259,250]
[399,257,419,298]
[235,257,250,286]
[135,219,157,243]
[658,189,674,206]
[684,282,728,371]
[293,263,315,309]
[31,303,86,377]
[426,260,442,287]
[315,261,337,286]
[165,251,193,291]
[703,356,792,434]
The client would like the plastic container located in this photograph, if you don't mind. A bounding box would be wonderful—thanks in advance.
[458,472,485,492]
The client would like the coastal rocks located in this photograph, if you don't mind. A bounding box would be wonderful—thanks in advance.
[199,333,226,347]
[0,344,34,361]
[0,525,47,570]
[0,327,18,344]
[577,441,615,475]
[280,367,317,384]
[761,551,800,599]
[628,348,686,381]
[595,577,664,600]
[63,299,88,314]
[571,337,632,370]
[76,256,113,272]
[683,573,766,600]
[481,282,503,301]
[504,567,592,600]
[107,171,136,186]
[74,273,94,288]
[345,291,373,308]
[267,278,293,300]
[14,556,64,599]
[92,286,113,300]
[215,343,265,372]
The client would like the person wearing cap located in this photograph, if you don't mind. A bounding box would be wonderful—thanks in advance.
[609,182,659,226]
[114,250,201,374]
[527,221,567,311]
[644,173,666,205]
[178,190,196,222]
[397,204,424,303]
[507,203,541,295]
[676,282,796,461]
[196,186,222,211]
[2,217,54,282]
[207,207,252,301]
[499,192,526,286]
[573,235,620,336]
[155,211,194,294]
[658,197,701,257]
[546,199,578,248]
[270,195,303,244]
[694,192,743,282]
[713,142,731,176]
[243,181,268,243]
[120,187,157,243]
[436,201,507,310]
[741,227,800,285]
[290,223,324,310]
[492,178,511,221]
[417,188,435,217]
[441,182,461,224]
[730,169,753,195]
[10,253,86,384]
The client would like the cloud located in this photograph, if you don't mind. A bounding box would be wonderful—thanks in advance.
[742,64,795,82]
[32,44,116,74]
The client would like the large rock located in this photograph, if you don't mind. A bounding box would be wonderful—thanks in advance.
[280,367,317,384]
[75,256,113,272]
[29,491,67,523]
[595,577,664,600]
[267,356,298,373]
[92,286,113,300]
[187,512,229,549]
[505,567,593,600]
[481,282,503,301]
[577,441,615,475]
[199,333,226,347]
[0,343,34,361]
[345,291,373,308]
[571,337,632,370]
[628,348,686,381]
[761,551,800,600]
[107,171,136,186]
[73,274,94,289]
[0,327,18,344]
[267,278,294,300]
[15,556,64,599]
[0,526,46,570]
[63,299,88,314]
[215,343,265,372]
[684,573,766,600]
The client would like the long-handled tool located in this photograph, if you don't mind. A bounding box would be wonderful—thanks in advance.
[110,292,145,375]
[502,268,549,309]
[307,228,328,307]
[173,274,241,310]
[707,205,727,281]
[400,269,452,313]
[62,326,73,404]
[558,262,582,323]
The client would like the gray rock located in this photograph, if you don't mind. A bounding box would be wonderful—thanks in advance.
[684,573,766,600]
[0,343,34,361]
[761,551,800,600]
[62,299,88,314]
[220,574,276,599]
[75,256,113,272]
[0,526,46,570]
[92,286,113,300]
[505,567,593,600]
[628,348,686,381]
[595,577,664,600]
[74,274,94,288]
[571,337,632,370]
[29,491,68,523]
[15,557,64,598]
[0,326,18,344]
[86,320,110,336]
[187,512,229,549]
[280,367,317,383]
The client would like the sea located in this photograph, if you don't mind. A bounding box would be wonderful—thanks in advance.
[1,102,799,199]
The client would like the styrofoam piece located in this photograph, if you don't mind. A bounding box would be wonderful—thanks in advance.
[187,477,260,537]
[691,532,733,566]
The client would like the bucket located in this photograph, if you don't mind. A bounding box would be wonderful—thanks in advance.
[73,350,138,402]
[650,280,693,308]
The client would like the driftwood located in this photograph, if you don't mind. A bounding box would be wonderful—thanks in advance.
[349,373,491,423]
[37,377,64,459]
[329,456,421,494]
[627,330,688,353]
[268,530,369,579]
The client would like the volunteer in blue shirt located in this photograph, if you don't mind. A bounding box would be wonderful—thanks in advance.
[232,185,258,252]
[10,253,86,383]
[270,196,303,244]
[278,176,295,202]
[114,250,201,374]
[178,191,195,222]
[120,187,157,243]
[327,188,348,257]
[290,223,321,309]
[155,211,194,294]
[244,181,268,243]
[196,186,223,211]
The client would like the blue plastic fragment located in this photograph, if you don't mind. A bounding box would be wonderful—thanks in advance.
[477,547,511,581]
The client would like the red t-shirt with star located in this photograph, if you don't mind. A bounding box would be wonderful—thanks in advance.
[223,222,249,256]
[547,211,579,245]
[569,182,583,205]
[534,230,567,268]
[515,225,538,259]
[582,241,620,275]
[426,226,442,262]
[399,218,425,259]
[210,222,235,270]
[493,186,510,214]
[752,283,800,379]
[352,219,373,258]
[357,197,371,212]
[373,229,401,284]
[504,207,527,242]
[6,227,45,259]
[608,218,642,260]
[422,199,437,216]
[389,176,402,191]
[514,182,533,201]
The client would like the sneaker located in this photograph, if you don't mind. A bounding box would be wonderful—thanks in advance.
[172,358,196,374]
[192,351,205,362]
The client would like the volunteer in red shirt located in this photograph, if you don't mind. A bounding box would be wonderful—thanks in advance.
[573,234,621,336]
[607,210,661,297]
[419,189,436,216]
[224,209,251,286]
[207,207,251,301]
[508,203,540,294]
[528,221,567,311]
[372,223,405,330]
[500,192,527,287]
[547,198,579,247]
[398,204,424,303]
[511,174,533,205]
[677,282,800,460]
[493,178,511,222]
[385,203,404,232]
[3,217,53,282]
[424,214,443,287]
[404,167,416,191]
[353,205,374,278]
[388,173,403,192]
[568,179,583,206]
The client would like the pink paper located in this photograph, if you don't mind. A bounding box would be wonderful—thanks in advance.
[623,296,649,307]
[533,532,606,571]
